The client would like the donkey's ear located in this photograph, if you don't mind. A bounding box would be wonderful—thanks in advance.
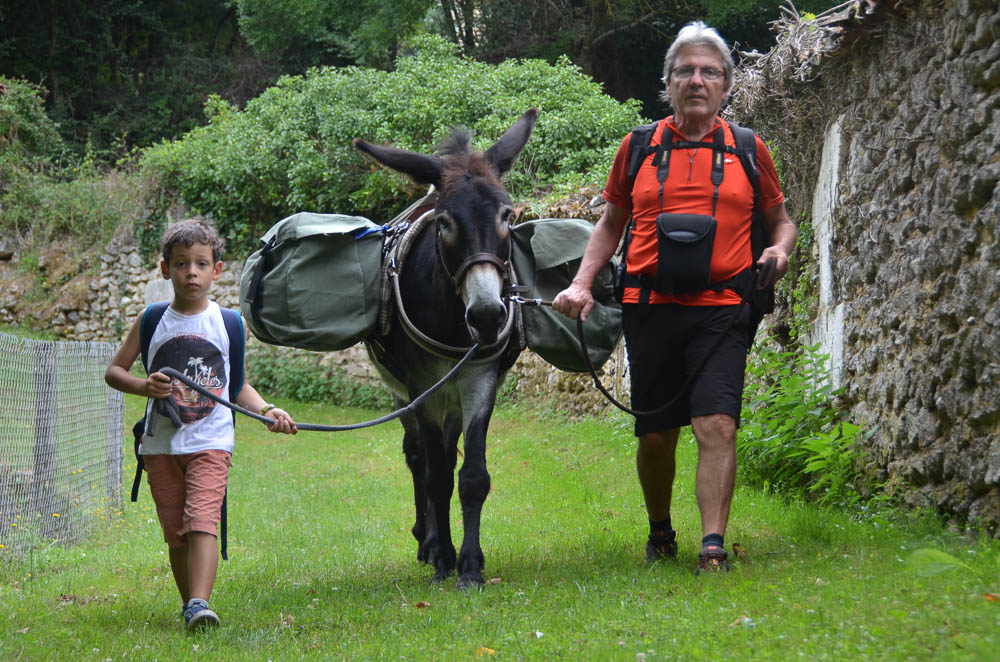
[485,108,538,178]
[353,139,445,187]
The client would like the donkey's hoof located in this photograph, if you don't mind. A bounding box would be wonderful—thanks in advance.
[430,568,453,584]
[457,572,485,590]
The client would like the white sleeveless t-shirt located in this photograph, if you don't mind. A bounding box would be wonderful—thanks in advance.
[140,301,236,455]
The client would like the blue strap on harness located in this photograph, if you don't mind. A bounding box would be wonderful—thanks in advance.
[351,224,389,239]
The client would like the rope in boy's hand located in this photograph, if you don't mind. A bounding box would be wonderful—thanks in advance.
[146,396,183,436]
[158,344,480,433]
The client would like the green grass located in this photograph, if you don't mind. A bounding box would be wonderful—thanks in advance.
[1,395,997,660]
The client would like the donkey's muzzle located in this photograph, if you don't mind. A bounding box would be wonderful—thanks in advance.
[466,298,507,345]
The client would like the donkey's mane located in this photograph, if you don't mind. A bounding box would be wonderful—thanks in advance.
[437,128,499,196]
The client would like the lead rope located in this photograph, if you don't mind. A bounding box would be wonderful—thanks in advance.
[158,342,480,432]
[514,259,775,417]
[159,262,773,427]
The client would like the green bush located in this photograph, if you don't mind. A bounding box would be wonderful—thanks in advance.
[0,77,67,190]
[247,346,392,410]
[1,77,152,251]
[2,167,145,248]
[739,339,870,509]
[141,34,644,256]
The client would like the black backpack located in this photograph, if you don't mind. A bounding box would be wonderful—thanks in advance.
[130,301,245,560]
[619,119,774,343]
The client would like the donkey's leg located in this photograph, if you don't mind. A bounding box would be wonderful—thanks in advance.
[456,373,498,589]
[420,409,461,582]
[399,405,430,563]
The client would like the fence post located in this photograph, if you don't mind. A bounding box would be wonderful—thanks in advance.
[32,342,57,521]
[105,384,124,509]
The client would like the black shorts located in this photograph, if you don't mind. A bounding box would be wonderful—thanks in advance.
[622,303,750,436]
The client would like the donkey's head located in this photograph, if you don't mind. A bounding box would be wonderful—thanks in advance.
[354,108,538,346]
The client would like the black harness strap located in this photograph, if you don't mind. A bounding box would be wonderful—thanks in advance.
[446,250,509,288]
[627,122,658,178]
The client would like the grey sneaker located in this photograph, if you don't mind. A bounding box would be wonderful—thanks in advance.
[184,599,220,631]
[645,530,678,564]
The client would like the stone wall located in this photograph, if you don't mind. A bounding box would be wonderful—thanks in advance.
[731,0,1000,530]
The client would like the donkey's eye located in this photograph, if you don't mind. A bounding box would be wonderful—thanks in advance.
[498,207,513,235]
[436,213,457,244]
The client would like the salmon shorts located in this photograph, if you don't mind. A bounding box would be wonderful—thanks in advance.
[143,450,232,549]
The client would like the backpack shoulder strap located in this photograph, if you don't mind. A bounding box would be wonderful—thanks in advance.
[220,307,245,402]
[218,306,244,562]
[132,301,169,504]
[728,121,760,200]
[727,121,776,344]
[626,121,660,183]
[139,301,170,373]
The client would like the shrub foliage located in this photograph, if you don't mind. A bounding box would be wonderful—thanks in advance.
[0,77,67,189]
[1,77,145,250]
[247,346,392,410]
[739,339,869,509]
[140,34,644,255]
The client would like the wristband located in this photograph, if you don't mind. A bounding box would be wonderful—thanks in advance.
[260,403,276,416]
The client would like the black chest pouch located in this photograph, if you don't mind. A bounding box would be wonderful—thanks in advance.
[654,212,717,294]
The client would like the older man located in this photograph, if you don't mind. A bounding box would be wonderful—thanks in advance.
[553,21,797,573]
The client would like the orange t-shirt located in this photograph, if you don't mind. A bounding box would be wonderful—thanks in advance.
[603,117,785,305]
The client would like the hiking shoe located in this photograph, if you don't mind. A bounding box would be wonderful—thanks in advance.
[645,529,678,564]
[695,545,730,574]
[184,599,220,631]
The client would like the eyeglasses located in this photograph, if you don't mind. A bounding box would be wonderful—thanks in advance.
[671,65,724,82]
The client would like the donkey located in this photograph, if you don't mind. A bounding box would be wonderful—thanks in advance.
[352,108,537,588]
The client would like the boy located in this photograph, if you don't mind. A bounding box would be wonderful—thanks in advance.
[106,218,297,631]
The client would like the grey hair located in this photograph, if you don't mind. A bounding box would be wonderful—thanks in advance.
[659,21,734,106]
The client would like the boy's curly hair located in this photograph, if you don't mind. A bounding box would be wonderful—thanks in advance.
[160,218,225,263]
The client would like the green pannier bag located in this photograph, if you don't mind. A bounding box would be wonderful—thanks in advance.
[239,213,383,351]
[511,218,623,373]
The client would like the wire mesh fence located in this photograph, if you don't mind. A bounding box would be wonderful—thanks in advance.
[0,331,124,558]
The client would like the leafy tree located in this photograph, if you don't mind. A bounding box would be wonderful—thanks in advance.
[0,0,275,157]
[0,77,140,250]
[0,0,844,160]
[434,0,845,116]
[231,0,435,70]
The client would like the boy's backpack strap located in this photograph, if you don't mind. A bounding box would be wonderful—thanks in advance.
[220,491,229,561]
[139,301,170,373]
[131,302,170,503]
[220,307,245,403]
[218,306,245,562]
[129,418,146,502]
